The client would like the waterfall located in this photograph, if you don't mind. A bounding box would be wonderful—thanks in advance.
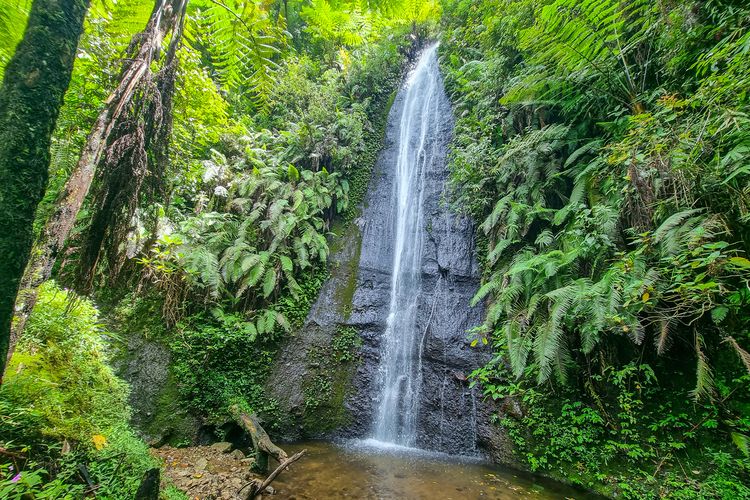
[372,44,442,447]
[268,41,493,456]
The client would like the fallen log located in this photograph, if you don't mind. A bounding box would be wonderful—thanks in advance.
[238,450,306,499]
[230,406,287,473]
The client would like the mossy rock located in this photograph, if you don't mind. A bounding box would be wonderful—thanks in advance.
[300,326,363,434]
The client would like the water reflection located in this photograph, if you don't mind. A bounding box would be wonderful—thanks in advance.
[268,441,599,499]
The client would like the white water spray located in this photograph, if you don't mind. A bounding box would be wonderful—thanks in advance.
[372,44,443,446]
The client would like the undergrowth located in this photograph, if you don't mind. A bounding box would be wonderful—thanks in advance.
[0,282,183,498]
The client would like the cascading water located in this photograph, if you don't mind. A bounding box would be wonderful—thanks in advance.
[372,44,442,447]
[268,42,499,459]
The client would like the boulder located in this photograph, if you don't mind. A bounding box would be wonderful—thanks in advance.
[210,441,233,453]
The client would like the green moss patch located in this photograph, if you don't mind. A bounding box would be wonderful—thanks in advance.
[301,325,363,434]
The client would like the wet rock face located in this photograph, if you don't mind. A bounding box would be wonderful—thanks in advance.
[267,51,513,462]
[112,333,199,446]
[341,56,501,456]
[113,334,171,439]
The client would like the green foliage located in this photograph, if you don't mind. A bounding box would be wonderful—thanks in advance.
[442,0,750,495]
[508,0,659,116]
[90,0,154,47]
[444,0,750,396]
[169,311,279,422]
[299,0,438,62]
[168,265,329,422]
[0,461,82,499]
[0,0,30,77]
[301,0,371,52]
[141,145,344,313]
[186,0,288,107]
[0,282,162,498]
[474,360,750,498]
[332,325,362,362]
[3,282,128,442]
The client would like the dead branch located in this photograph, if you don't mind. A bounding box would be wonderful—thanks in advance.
[238,450,306,499]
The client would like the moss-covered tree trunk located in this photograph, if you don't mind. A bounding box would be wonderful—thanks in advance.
[0,0,90,380]
[9,0,188,368]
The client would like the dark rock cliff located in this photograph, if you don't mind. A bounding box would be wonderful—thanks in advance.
[265,48,514,464]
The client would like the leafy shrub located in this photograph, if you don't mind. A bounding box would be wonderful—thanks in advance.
[0,282,166,498]
[442,0,750,496]
[2,282,129,443]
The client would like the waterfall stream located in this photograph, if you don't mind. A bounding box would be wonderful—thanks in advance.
[269,41,491,457]
[372,44,443,447]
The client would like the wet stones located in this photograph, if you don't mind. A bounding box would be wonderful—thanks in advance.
[211,441,233,453]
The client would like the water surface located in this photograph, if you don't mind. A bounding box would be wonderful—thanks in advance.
[269,441,597,499]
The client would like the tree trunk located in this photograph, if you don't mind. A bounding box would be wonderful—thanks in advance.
[74,0,187,289]
[5,0,187,376]
[231,406,288,473]
[0,0,90,381]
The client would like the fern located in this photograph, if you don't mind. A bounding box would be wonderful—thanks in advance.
[164,139,346,310]
[724,337,750,374]
[691,335,716,402]
[92,0,155,47]
[471,273,503,307]
[508,0,659,116]
[506,320,531,379]
[301,0,372,50]
[261,267,276,297]
[186,0,287,107]
[652,208,704,244]
[731,432,750,457]
[654,318,672,355]
[534,284,576,383]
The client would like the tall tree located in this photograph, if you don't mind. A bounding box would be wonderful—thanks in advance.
[7,0,188,376]
[0,0,90,380]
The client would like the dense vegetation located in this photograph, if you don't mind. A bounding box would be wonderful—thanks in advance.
[1,282,183,498]
[0,0,748,498]
[0,0,432,496]
[440,0,750,496]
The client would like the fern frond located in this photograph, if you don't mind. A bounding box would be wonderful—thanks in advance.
[471,275,503,306]
[724,336,750,374]
[652,208,704,244]
[691,335,716,402]
[535,284,576,383]
[655,318,672,355]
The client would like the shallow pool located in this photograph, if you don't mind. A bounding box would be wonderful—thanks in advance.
[267,440,598,499]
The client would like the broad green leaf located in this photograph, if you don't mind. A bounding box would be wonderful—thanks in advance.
[279,255,293,272]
